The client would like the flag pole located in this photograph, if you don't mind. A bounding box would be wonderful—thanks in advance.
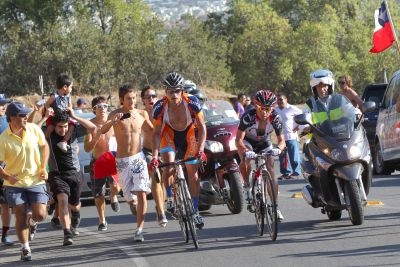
[385,0,400,55]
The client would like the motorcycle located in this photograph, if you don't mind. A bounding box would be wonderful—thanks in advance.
[295,94,375,225]
[198,100,244,214]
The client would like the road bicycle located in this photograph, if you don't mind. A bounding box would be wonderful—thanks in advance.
[248,151,278,241]
[157,157,201,249]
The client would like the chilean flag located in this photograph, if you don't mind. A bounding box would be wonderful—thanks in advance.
[370,2,395,53]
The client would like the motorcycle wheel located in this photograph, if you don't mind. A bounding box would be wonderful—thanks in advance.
[344,180,364,225]
[226,172,244,214]
[327,210,342,220]
[198,204,211,211]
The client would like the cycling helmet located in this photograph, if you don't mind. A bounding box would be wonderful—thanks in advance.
[310,69,335,98]
[183,80,197,93]
[253,90,277,108]
[191,89,207,102]
[163,72,185,89]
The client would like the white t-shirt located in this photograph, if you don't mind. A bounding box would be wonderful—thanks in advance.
[275,104,303,141]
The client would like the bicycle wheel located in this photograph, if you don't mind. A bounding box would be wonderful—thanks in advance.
[262,170,278,241]
[180,180,199,249]
[252,174,265,236]
[176,186,189,243]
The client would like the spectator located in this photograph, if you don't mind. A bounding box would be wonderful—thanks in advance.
[338,75,364,111]
[274,94,302,180]
[0,102,49,261]
[244,96,253,112]
[234,93,246,118]
[0,94,13,246]
[75,98,87,114]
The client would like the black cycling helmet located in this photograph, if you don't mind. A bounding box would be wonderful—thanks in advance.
[163,72,185,89]
[254,90,277,107]
[191,89,207,102]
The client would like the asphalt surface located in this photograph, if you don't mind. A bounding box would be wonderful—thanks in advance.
[1,167,399,267]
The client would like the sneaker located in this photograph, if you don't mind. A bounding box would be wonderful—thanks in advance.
[98,221,108,231]
[21,247,32,261]
[129,203,137,216]
[277,209,284,222]
[71,228,80,236]
[29,223,38,241]
[48,203,56,215]
[71,214,81,229]
[278,175,289,180]
[63,235,74,246]
[134,229,144,242]
[57,141,70,153]
[1,235,14,246]
[158,213,168,228]
[111,201,120,212]
[193,212,204,230]
[166,199,175,214]
[51,217,61,229]
[289,174,300,179]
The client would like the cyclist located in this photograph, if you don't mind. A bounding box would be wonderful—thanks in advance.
[151,72,207,229]
[235,90,286,221]
[191,89,207,105]
[183,80,197,94]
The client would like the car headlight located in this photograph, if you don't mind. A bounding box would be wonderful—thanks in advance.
[205,140,224,153]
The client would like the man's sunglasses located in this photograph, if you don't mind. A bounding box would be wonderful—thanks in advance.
[94,103,109,109]
[256,105,271,112]
[143,94,157,100]
[166,89,182,95]
[17,114,27,118]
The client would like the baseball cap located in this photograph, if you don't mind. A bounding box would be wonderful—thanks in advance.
[0,94,11,106]
[5,102,32,117]
[76,98,87,106]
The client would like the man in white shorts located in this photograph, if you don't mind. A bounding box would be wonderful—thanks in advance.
[101,83,152,242]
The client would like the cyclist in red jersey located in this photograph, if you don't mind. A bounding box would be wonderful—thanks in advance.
[235,90,286,221]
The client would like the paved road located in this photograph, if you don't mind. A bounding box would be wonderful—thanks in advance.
[1,170,400,267]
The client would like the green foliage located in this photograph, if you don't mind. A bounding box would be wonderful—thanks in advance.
[1,0,400,104]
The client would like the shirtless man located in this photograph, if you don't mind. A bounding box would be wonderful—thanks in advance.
[101,83,152,242]
[84,96,121,231]
[338,75,364,111]
[140,86,168,226]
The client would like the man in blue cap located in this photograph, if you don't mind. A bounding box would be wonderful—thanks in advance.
[0,94,13,246]
[0,101,49,261]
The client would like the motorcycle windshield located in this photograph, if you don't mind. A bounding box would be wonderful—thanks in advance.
[203,100,239,126]
[314,94,356,140]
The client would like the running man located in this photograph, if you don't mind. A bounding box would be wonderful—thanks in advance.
[151,72,207,229]
[84,96,121,231]
[101,83,152,242]
[47,109,97,246]
[0,102,49,261]
[140,86,168,226]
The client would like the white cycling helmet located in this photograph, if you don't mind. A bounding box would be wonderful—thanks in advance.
[310,69,335,98]
[183,79,197,93]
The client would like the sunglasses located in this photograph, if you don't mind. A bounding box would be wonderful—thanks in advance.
[143,94,157,100]
[166,89,182,95]
[94,103,109,109]
[256,105,271,112]
[338,81,346,85]
[17,114,27,118]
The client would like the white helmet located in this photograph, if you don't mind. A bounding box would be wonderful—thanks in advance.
[183,80,197,93]
[310,69,335,98]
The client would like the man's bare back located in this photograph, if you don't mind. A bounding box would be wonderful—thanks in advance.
[108,108,151,158]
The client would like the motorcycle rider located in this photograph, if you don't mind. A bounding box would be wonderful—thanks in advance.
[301,69,357,195]
[235,90,286,221]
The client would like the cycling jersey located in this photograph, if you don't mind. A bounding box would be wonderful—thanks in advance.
[153,94,203,162]
[238,109,283,151]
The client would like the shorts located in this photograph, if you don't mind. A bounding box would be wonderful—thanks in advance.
[48,170,81,206]
[243,139,272,154]
[160,124,198,164]
[89,157,117,197]
[116,152,151,202]
[5,184,49,207]
[142,147,153,164]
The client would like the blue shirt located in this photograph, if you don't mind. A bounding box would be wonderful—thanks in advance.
[0,115,8,134]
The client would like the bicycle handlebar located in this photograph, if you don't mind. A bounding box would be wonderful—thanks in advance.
[157,157,198,168]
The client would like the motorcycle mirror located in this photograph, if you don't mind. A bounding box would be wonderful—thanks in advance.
[363,101,376,113]
[294,114,311,125]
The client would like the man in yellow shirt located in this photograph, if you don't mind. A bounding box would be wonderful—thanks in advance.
[0,102,49,262]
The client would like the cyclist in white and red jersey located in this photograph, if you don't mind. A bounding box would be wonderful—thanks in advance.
[235,90,286,221]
